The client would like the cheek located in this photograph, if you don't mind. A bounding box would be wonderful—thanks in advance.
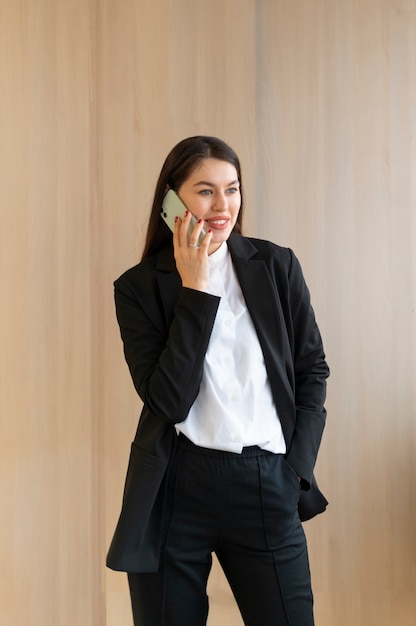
[231,202,241,223]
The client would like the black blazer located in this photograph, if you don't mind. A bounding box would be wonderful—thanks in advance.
[106,234,329,572]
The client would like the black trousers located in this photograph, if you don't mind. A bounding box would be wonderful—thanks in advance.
[128,435,314,626]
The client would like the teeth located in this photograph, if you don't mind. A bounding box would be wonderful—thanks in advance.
[209,220,227,225]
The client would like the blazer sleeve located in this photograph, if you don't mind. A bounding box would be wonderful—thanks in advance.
[114,270,220,424]
[284,250,329,487]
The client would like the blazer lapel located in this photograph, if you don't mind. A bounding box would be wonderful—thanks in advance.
[227,234,286,349]
[227,234,295,440]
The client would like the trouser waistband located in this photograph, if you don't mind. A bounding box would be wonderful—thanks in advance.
[177,432,275,459]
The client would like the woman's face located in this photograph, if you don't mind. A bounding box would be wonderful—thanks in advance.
[177,158,241,254]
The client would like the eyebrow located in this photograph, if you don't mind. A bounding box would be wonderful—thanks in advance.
[193,179,240,188]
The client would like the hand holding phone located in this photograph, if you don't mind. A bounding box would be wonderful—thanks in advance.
[161,190,206,246]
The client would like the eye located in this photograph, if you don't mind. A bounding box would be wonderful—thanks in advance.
[226,187,239,194]
[199,189,213,196]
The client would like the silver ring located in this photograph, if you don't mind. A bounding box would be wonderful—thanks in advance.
[188,243,200,248]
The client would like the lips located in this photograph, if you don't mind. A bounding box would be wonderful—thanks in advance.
[205,217,230,229]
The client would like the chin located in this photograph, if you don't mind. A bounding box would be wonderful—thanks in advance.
[213,229,232,244]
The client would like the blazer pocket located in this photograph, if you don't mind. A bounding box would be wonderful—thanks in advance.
[107,442,167,571]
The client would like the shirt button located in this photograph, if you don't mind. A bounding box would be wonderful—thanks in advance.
[224,319,232,327]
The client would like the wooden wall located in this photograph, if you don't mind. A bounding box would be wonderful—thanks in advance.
[1,1,415,624]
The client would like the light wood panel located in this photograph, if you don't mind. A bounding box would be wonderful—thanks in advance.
[1,1,415,625]
[0,0,101,624]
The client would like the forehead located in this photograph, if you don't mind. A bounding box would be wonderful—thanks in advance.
[186,158,238,184]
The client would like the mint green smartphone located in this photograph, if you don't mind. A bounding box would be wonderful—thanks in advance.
[161,190,206,246]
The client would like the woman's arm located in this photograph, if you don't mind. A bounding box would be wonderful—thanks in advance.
[115,275,220,424]
[284,250,329,487]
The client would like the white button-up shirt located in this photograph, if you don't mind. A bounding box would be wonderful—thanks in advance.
[177,242,286,454]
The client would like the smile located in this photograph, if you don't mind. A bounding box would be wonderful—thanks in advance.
[205,218,229,226]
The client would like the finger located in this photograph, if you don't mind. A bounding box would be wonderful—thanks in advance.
[199,229,213,250]
[179,210,192,247]
[173,215,181,248]
[188,218,205,247]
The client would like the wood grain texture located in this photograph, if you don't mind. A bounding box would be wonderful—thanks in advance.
[0,1,101,624]
[1,1,415,624]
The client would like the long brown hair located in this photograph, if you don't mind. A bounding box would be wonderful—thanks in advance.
[141,136,244,260]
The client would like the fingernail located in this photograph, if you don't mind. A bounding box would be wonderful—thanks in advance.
[184,210,189,217]
[174,216,179,223]
[198,219,202,224]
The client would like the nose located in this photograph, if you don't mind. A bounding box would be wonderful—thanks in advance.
[213,191,228,211]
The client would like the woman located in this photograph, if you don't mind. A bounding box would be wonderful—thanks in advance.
[107,136,329,625]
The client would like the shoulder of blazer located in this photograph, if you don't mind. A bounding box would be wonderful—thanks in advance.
[227,234,298,292]
[228,233,293,267]
[114,245,183,332]
[115,244,176,285]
